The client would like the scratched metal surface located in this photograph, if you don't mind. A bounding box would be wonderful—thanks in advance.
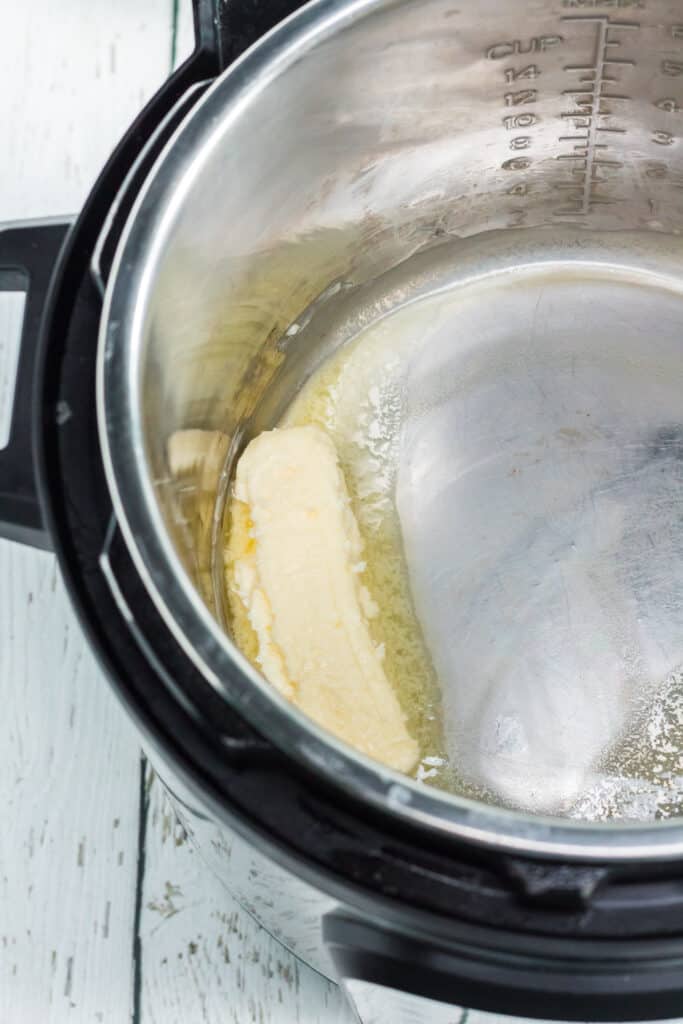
[0,2,353,1021]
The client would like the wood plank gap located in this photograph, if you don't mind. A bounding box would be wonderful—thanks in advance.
[132,755,151,1024]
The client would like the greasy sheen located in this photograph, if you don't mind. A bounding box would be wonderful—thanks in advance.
[225,425,419,774]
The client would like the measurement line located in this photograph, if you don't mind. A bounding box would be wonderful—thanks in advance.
[560,16,640,28]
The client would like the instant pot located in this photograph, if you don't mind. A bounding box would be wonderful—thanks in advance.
[2,1,683,1020]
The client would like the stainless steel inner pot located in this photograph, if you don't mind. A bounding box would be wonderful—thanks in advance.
[99,0,683,859]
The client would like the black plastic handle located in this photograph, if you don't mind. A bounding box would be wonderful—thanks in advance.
[0,221,71,549]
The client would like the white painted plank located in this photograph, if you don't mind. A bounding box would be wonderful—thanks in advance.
[0,547,143,1023]
[0,0,174,222]
[139,770,355,1024]
[0,1,175,1021]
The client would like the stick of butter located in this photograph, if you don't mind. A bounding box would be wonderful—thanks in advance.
[225,424,419,774]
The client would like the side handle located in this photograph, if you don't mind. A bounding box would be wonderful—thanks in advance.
[0,221,71,549]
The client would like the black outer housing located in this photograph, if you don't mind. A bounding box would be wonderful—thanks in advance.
[2,0,683,1018]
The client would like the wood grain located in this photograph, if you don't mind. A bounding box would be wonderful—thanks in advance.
[0,0,174,221]
[0,547,142,1022]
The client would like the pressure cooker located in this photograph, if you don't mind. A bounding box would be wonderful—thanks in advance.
[2,0,683,1020]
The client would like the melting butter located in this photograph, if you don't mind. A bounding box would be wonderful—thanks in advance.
[225,424,419,773]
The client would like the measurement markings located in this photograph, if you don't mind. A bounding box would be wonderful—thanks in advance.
[555,16,638,215]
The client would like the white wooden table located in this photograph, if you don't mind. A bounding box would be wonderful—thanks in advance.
[0,3,356,1020]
